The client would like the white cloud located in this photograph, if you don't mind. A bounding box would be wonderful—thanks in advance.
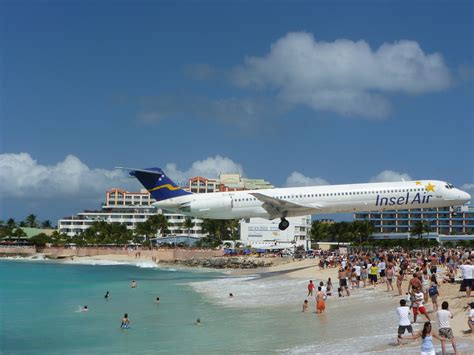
[0,153,132,199]
[164,156,244,183]
[232,32,451,118]
[370,170,412,182]
[285,171,329,187]
[462,184,474,191]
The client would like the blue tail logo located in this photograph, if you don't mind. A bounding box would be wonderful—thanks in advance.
[128,167,191,201]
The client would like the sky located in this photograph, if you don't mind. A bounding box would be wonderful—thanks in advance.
[1,0,473,223]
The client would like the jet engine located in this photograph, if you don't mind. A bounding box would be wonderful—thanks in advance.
[189,196,232,213]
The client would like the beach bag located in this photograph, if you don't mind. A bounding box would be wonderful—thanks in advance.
[428,285,438,296]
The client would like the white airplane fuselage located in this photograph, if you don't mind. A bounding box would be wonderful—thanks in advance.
[153,180,471,220]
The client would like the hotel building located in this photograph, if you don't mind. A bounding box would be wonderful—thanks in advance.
[353,203,474,237]
[58,188,203,237]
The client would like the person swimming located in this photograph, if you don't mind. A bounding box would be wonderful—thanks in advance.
[229,293,234,298]
[195,318,202,325]
[156,297,160,303]
[131,280,137,288]
[121,313,130,329]
[104,291,109,300]
[81,306,88,312]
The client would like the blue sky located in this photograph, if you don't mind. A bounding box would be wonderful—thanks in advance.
[1,0,473,222]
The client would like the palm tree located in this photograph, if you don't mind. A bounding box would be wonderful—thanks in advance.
[6,218,16,229]
[226,219,239,240]
[182,217,194,247]
[353,220,375,244]
[149,214,169,237]
[41,220,53,229]
[25,214,38,228]
[410,220,430,239]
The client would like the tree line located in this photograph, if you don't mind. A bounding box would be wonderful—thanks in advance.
[1,214,241,248]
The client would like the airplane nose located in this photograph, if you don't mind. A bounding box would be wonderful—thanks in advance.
[459,190,471,203]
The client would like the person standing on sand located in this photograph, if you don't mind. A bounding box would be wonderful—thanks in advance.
[396,299,413,345]
[307,280,315,297]
[386,264,394,292]
[361,266,368,288]
[396,270,404,296]
[437,301,457,355]
[338,268,350,297]
[459,260,473,298]
[428,275,439,312]
[408,273,422,294]
[369,262,378,287]
[412,287,430,323]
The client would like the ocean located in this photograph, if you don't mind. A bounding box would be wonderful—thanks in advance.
[1,259,472,354]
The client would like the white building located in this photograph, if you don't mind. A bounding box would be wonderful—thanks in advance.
[239,216,312,250]
[58,188,202,237]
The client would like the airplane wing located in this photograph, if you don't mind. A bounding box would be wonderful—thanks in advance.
[249,193,322,219]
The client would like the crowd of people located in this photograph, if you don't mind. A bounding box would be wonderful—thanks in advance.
[305,247,474,354]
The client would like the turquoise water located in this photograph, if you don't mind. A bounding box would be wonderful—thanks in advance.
[0,260,316,354]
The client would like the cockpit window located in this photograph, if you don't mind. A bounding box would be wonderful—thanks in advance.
[445,183,454,189]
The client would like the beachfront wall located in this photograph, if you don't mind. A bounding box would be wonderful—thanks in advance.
[0,246,37,255]
[32,247,223,260]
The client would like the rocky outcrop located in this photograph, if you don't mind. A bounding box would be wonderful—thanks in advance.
[160,257,274,269]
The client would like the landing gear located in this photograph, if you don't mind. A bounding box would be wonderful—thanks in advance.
[278,217,290,231]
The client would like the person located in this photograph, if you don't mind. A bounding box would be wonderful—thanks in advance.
[195,318,202,325]
[436,301,457,355]
[316,286,326,314]
[369,262,378,287]
[413,287,430,322]
[378,259,386,284]
[421,270,430,303]
[131,280,137,288]
[81,306,89,312]
[307,280,315,297]
[326,278,333,296]
[396,270,405,296]
[350,268,358,289]
[354,263,361,288]
[396,299,413,345]
[400,321,446,355]
[467,302,474,333]
[408,273,422,293]
[428,275,439,312]
[229,293,234,298]
[442,267,455,284]
[338,268,350,296]
[156,297,160,304]
[104,291,109,300]
[302,299,309,312]
[459,260,473,298]
[361,266,368,288]
[121,313,130,329]
[386,264,394,292]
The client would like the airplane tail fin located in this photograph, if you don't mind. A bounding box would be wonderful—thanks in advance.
[117,167,191,201]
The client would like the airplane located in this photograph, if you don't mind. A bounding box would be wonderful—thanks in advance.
[120,167,471,231]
